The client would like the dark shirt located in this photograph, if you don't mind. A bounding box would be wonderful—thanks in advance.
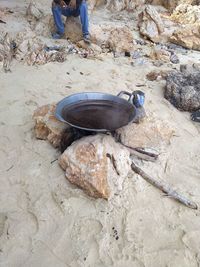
[54,0,82,7]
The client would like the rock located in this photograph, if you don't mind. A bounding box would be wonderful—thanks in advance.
[59,134,131,199]
[64,17,83,42]
[33,104,68,148]
[26,1,44,22]
[170,23,200,50]
[91,24,135,52]
[170,53,180,64]
[170,4,200,24]
[106,0,145,12]
[165,69,200,111]
[138,5,164,43]
[88,0,106,12]
[107,26,135,52]
[116,116,174,149]
[146,70,170,80]
[149,48,171,62]
[150,0,196,11]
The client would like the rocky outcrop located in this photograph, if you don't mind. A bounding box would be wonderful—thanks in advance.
[59,134,131,199]
[170,23,200,50]
[33,104,68,147]
[165,68,200,111]
[138,5,164,42]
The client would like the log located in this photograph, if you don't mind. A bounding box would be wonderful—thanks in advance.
[131,162,198,210]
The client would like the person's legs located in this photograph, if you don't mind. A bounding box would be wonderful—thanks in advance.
[52,5,74,38]
[79,1,89,37]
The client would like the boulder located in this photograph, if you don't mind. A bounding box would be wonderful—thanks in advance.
[165,69,200,111]
[116,116,174,149]
[63,20,135,52]
[26,1,44,22]
[170,4,200,24]
[33,104,68,147]
[170,23,200,50]
[106,0,145,12]
[59,134,131,199]
[149,0,197,12]
[138,5,164,42]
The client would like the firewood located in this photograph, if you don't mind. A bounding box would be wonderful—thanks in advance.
[131,162,198,210]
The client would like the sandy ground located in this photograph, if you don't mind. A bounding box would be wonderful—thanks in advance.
[1,1,200,267]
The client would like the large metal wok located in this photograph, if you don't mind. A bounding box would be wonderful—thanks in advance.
[55,91,137,132]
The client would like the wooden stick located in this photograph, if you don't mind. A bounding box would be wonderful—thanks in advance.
[131,162,198,210]
[121,143,158,162]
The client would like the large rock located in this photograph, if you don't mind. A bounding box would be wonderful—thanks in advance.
[150,0,197,11]
[64,20,135,52]
[59,134,131,199]
[33,104,68,147]
[165,69,200,111]
[170,4,200,24]
[26,1,44,22]
[106,0,145,12]
[138,5,164,42]
[116,116,174,149]
[170,23,200,50]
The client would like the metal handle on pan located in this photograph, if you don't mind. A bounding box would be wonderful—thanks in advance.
[117,91,132,102]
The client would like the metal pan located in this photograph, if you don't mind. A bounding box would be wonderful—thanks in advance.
[55,91,137,132]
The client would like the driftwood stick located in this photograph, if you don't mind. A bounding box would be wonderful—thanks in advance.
[131,162,198,210]
[120,143,158,162]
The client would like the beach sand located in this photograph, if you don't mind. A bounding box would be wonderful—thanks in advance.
[1,1,200,266]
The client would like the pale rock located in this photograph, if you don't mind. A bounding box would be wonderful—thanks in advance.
[88,0,106,12]
[116,116,174,149]
[64,17,83,42]
[106,0,145,12]
[26,1,44,22]
[150,0,196,11]
[138,5,164,42]
[170,4,200,24]
[33,104,68,148]
[59,134,131,199]
[170,23,200,50]
[91,24,135,52]
[149,47,171,62]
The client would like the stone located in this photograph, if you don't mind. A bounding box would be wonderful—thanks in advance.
[106,0,145,12]
[150,0,196,11]
[59,134,131,199]
[116,116,174,149]
[146,70,170,80]
[64,17,83,42]
[33,104,68,148]
[170,4,200,24]
[107,26,135,52]
[170,23,200,50]
[149,48,171,62]
[138,5,164,43]
[165,69,200,111]
[26,1,44,22]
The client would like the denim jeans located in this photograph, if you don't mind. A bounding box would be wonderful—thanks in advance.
[52,1,89,36]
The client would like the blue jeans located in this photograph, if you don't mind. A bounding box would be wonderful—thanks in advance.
[52,1,89,36]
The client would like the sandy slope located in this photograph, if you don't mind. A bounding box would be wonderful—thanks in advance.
[1,1,200,267]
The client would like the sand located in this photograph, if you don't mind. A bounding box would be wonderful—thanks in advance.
[1,1,200,267]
